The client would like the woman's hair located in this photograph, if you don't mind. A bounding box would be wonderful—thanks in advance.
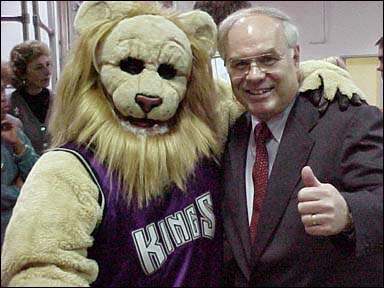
[1,61,11,84]
[218,6,299,61]
[9,40,50,89]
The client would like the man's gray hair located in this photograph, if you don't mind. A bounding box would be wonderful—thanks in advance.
[218,6,299,61]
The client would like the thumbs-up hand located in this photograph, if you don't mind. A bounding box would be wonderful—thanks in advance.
[297,166,352,236]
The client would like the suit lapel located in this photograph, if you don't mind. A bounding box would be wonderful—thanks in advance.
[225,113,253,278]
[251,96,319,259]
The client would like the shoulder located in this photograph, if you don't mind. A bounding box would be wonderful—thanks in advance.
[295,93,382,125]
[231,112,250,131]
[37,150,92,172]
[9,89,24,108]
[308,101,383,146]
[10,89,22,99]
[225,111,250,148]
[23,150,100,205]
[44,87,54,97]
[46,88,55,103]
[345,103,383,135]
[326,101,382,124]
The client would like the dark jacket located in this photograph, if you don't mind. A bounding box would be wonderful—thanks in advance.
[10,88,53,155]
[222,91,383,286]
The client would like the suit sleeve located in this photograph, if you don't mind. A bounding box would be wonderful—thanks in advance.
[1,151,103,287]
[339,106,383,257]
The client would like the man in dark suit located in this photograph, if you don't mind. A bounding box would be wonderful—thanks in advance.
[218,6,383,286]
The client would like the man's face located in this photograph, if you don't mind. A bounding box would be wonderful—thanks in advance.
[377,44,383,78]
[225,15,300,121]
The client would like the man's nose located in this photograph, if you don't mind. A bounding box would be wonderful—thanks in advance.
[246,62,266,79]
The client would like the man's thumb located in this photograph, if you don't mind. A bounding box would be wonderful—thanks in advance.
[301,166,321,187]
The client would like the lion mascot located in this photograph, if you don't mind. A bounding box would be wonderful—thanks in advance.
[1,1,365,287]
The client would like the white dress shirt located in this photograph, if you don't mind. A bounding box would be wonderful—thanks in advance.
[245,100,295,224]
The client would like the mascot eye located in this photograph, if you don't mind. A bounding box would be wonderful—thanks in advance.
[158,63,177,80]
[120,57,145,75]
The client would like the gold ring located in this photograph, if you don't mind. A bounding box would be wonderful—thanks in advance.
[311,214,317,226]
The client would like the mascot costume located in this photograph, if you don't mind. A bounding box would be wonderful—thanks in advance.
[1,1,366,287]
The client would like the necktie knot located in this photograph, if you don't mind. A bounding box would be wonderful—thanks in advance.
[254,122,271,144]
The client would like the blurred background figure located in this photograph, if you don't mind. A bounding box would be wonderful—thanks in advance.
[9,40,54,155]
[323,56,347,70]
[1,61,39,250]
[376,36,383,78]
[193,1,252,26]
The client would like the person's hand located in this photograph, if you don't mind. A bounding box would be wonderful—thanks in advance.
[297,166,352,236]
[14,176,24,189]
[1,119,25,155]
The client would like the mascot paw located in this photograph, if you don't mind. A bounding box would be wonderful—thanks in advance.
[299,60,367,114]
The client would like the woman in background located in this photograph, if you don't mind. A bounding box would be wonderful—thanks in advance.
[9,40,53,155]
[1,61,39,249]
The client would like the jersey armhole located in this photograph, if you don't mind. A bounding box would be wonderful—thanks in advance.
[49,148,105,235]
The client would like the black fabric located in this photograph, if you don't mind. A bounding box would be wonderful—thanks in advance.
[21,87,50,123]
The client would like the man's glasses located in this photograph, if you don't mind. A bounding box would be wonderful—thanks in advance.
[227,53,286,77]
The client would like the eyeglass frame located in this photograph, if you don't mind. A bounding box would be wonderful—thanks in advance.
[226,50,293,77]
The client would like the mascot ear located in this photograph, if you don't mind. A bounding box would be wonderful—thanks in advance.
[74,1,136,34]
[177,10,217,57]
[75,1,111,34]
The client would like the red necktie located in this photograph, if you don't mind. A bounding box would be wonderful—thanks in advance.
[249,122,271,244]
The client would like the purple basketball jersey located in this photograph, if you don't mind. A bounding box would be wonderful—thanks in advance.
[61,142,223,287]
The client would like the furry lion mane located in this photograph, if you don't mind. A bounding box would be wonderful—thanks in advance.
[49,3,223,207]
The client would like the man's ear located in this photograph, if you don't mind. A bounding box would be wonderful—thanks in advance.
[293,45,301,80]
[293,45,300,67]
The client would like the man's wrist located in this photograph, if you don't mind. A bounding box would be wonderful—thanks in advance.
[342,212,354,233]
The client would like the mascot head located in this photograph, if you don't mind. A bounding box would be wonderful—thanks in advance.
[49,1,220,206]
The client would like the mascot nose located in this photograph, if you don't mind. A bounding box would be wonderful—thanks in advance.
[135,94,163,113]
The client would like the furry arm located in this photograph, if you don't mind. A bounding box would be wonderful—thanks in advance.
[1,151,103,287]
[215,78,245,143]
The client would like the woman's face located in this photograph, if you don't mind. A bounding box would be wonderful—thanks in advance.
[25,55,52,89]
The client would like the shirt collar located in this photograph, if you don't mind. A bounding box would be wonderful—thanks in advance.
[251,98,296,143]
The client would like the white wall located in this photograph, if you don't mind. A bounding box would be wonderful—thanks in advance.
[177,1,383,108]
[176,1,383,60]
[1,1,51,61]
[1,1,383,102]
[1,1,60,90]
[2,1,382,62]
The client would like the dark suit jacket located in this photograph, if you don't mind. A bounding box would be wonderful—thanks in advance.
[222,92,383,287]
